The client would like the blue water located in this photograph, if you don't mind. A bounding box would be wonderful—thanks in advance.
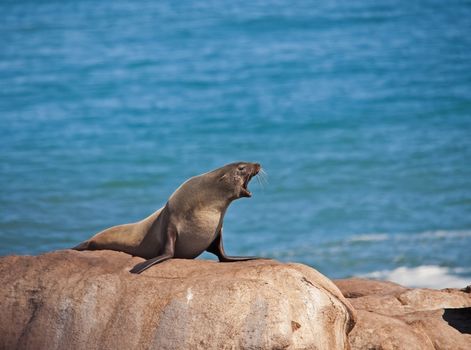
[1,0,471,286]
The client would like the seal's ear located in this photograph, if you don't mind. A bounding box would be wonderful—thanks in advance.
[218,174,227,182]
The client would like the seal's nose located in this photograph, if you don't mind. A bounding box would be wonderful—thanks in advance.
[254,163,261,173]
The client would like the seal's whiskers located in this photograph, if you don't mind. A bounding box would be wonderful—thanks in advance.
[258,168,268,185]
[254,167,268,190]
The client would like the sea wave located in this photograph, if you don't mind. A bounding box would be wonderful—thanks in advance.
[359,265,471,289]
[347,229,471,243]
[347,233,389,242]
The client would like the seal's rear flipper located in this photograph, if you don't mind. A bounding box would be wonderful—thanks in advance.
[129,254,172,274]
[219,256,261,262]
[130,226,177,274]
[72,241,89,251]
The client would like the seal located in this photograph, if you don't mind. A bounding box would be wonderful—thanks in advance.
[72,162,262,273]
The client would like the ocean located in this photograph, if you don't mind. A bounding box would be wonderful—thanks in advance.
[1,0,470,288]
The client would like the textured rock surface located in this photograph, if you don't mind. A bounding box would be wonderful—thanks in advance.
[0,250,355,350]
[334,278,471,350]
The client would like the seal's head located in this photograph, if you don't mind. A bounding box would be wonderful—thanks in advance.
[216,162,261,199]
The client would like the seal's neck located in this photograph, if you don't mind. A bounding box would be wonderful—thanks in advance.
[207,196,232,213]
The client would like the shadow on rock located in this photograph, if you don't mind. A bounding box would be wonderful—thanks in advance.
[443,307,471,334]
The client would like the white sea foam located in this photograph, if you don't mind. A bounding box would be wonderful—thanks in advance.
[347,233,389,242]
[360,265,471,289]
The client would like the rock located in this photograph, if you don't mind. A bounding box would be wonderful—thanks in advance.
[398,309,471,350]
[349,310,434,350]
[460,285,471,293]
[335,278,471,350]
[0,250,356,350]
[397,288,471,313]
[334,277,407,298]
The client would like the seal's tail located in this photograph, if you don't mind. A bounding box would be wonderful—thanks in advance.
[72,241,89,251]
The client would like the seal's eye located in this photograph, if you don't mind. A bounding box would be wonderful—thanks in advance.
[238,165,246,171]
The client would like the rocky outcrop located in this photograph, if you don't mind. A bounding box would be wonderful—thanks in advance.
[0,250,355,350]
[334,278,471,350]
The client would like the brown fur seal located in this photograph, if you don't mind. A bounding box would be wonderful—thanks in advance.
[72,162,262,274]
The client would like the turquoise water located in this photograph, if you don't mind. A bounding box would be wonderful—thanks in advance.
[1,1,471,287]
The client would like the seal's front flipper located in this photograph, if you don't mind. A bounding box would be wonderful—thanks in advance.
[206,229,260,263]
[129,226,177,274]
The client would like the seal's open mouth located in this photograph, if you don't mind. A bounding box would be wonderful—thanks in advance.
[241,167,260,197]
